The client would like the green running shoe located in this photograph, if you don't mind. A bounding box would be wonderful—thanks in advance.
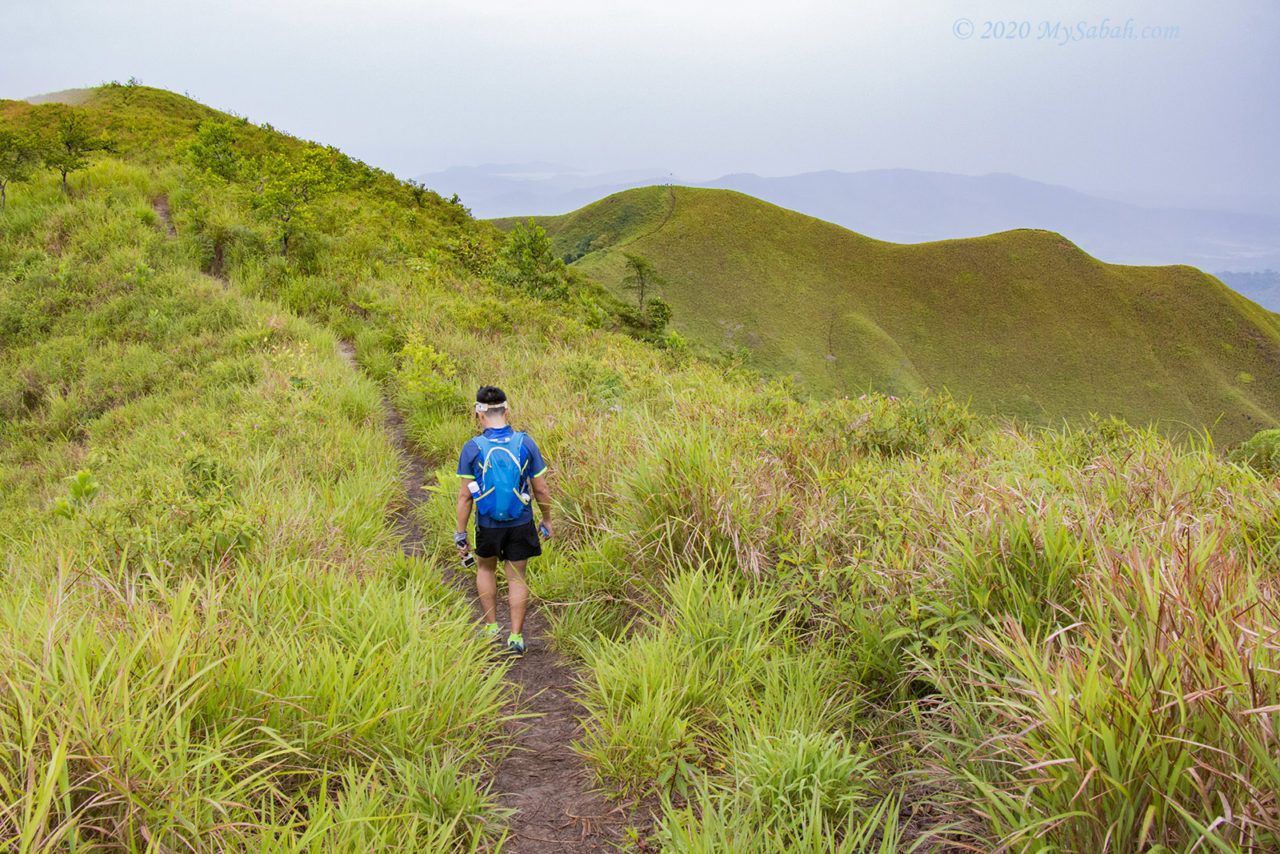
[504,633,526,658]
[480,623,504,649]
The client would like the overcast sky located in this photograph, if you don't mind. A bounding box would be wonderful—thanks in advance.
[6,0,1278,210]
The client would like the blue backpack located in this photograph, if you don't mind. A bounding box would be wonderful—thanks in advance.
[473,432,530,522]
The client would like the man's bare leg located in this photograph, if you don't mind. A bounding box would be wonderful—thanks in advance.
[506,560,529,637]
[476,556,500,625]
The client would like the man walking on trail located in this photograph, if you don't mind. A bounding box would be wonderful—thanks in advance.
[455,386,553,658]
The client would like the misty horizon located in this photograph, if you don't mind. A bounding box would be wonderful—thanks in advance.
[7,0,1278,221]
[415,161,1280,218]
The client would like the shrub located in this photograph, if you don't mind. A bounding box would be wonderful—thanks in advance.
[847,392,975,457]
[1059,412,1152,465]
[563,354,626,403]
[495,220,569,300]
[396,328,461,417]
[187,120,242,182]
[445,232,494,275]
[1227,427,1280,478]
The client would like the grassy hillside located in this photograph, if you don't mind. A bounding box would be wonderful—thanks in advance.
[3,86,1280,853]
[500,186,1280,441]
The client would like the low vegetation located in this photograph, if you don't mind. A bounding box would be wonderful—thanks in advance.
[2,85,1278,853]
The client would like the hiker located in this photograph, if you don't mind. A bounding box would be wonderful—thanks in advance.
[454,385,553,658]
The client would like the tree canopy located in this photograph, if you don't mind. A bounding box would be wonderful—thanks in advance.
[188,121,242,182]
[42,109,113,193]
[0,129,38,208]
[253,148,339,255]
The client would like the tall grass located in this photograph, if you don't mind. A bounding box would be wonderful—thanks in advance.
[573,570,894,847]
[394,299,1280,852]
[927,523,1280,852]
[0,562,512,851]
[6,88,1280,853]
[0,157,518,849]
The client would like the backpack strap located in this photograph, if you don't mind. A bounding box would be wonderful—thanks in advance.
[471,435,494,501]
[472,432,528,489]
[510,431,529,477]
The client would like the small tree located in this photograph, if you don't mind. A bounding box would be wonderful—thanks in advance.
[187,121,242,182]
[502,220,569,299]
[0,129,38,209]
[253,148,338,256]
[618,252,672,339]
[43,109,112,194]
[622,252,665,309]
[405,178,429,208]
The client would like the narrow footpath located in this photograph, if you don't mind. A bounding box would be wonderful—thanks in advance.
[340,342,653,852]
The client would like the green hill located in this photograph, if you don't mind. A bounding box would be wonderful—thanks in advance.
[4,86,1279,853]
[498,186,1280,440]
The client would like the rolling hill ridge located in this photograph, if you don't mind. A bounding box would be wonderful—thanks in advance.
[500,186,1280,441]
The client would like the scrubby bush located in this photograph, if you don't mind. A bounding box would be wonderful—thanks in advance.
[495,219,570,299]
[847,391,975,456]
[187,120,243,182]
[1228,427,1280,477]
[396,327,462,416]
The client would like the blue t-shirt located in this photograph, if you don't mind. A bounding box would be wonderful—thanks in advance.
[457,426,547,529]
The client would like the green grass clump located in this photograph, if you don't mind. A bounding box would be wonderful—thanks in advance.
[731,729,873,823]
[656,778,907,853]
[575,571,786,798]
[574,568,868,826]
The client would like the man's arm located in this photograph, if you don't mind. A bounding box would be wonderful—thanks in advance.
[455,480,474,549]
[530,474,552,537]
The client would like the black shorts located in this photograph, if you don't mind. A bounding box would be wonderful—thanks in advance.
[474,521,542,562]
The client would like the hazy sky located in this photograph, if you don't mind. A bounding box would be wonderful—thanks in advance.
[7,0,1278,210]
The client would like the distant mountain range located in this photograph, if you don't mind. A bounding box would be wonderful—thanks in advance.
[419,164,1280,311]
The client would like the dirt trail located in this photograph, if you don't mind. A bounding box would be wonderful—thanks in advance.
[153,194,229,285]
[152,194,178,238]
[621,185,678,250]
[337,341,652,852]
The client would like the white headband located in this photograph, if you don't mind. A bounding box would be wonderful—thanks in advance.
[475,401,508,413]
